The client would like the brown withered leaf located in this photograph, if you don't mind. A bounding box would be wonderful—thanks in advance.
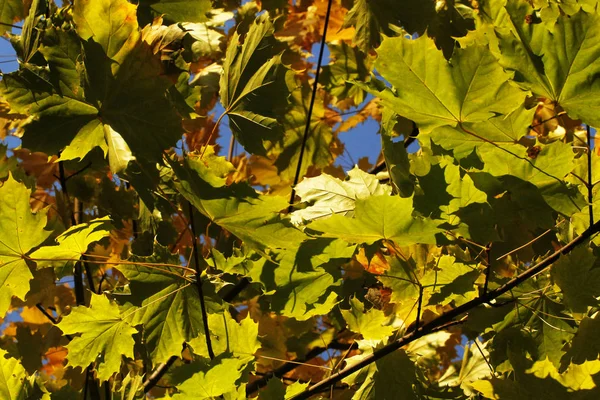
[314,0,354,42]
[0,99,29,140]
[29,186,56,214]
[337,98,382,133]
[356,247,389,275]
[13,149,58,188]
[184,115,220,152]
[41,346,68,377]
[276,0,353,52]
[356,156,372,172]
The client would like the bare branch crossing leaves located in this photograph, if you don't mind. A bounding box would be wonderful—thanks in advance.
[0,0,600,399]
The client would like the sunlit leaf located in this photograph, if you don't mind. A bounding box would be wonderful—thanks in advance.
[57,293,138,382]
[0,174,51,318]
[309,195,443,246]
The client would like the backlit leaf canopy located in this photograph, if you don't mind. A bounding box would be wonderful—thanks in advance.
[1,0,182,169]
[2,0,600,399]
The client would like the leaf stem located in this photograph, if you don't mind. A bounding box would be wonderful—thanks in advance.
[482,243,492,296]
[200,112,226,159]
[415,284,423,330]
[588,124,594,227]
[245,340,356,396]
[187,201,215,360]
[0,21,22,29]
[288,0,334,212]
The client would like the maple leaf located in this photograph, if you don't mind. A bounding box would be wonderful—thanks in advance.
[0,174,51,318]
[57,293,138,382]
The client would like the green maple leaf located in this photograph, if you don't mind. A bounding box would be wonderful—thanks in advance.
[0,348,34,400]
[0,174,51,318]
[73,0,140,76]
[342,349,417,400]
[30,217,112,271]
[271,82,337,181]
[342,0,402,53]
[139,0,212,23]
[561,315,600,369]
[478,141,582,215]
[320,41,371,106]
[249,238,354,320]
[291,166,391,225]
[422,255,479,307]
[57,293,138,382]
[376,255,420,305]
[119,372,145,400]
[439,340,492,394]
[116,245,223,364]
[360,34,525,134]
[343,0,475,55]
[172,157,306,251]
[1,0,182,169]
[492,3,600,126]
[528,357,600,391]
[551,245,600,313]
[189,312,259,359]
[38,27,86,102]
[219,14,290,156]
[308,195,443,246]
[475,279,577,367]
[429,104,536,160]
[440,159,487,217]
[341,297,395,341]
[170,354,251,399]
[381,129,414,196]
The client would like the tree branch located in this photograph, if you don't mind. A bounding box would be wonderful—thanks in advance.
[188,201,215,360]
[292,220,600,399]
[370,123,419,175]
[143,355,178,393]
[587,124,594,227]
[288,0,334,211]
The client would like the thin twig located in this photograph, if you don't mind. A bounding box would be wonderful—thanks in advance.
[292,220,600,399]
[587,125,594,227]
[288,0,334,212]
[482,243,492,296]
[496,220,565,261]
[65,162,92,181]
[143,355,178,393]
[227,134,236,162]
[370,122,419,174]
[245,341,356,396]
[528,111,567,129]
[472,340,494,376]
[188,201,215,360]
[415,285,423,330]
[35,304,73,341]
[0,21,22,29]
